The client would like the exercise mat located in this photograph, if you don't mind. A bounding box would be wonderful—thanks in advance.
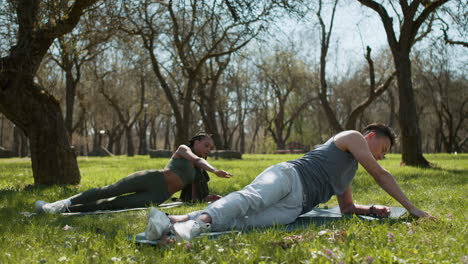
[21,201,184,217]
[130,205,407,245]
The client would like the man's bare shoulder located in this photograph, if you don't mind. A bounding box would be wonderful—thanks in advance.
[334,130,365,151]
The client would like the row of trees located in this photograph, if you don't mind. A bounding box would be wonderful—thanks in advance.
[0,0,466,184]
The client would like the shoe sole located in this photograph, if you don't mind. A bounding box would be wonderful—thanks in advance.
[145,207,171,240]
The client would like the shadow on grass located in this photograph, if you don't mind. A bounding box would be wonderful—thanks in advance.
[395,166,467,185]
[0,185,83,232]
[0,184,80,202]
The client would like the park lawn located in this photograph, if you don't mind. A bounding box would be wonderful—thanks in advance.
[0,154,466,263]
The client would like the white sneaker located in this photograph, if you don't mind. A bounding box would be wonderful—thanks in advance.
[145,207,171,240]
[172,219,211,241]
[34,200,47,213]
[42,200,69,214]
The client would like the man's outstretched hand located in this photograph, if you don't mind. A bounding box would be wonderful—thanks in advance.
[409,207,438,220]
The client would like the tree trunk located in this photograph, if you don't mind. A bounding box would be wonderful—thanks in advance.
[64,69,77,138]
[137,113,148,155]
[164,117,171,149]
[198,88,224,148]
[395,55,429,166]
[249,123,260,153]
[0,80,80,184]
[114,135,122,155]
[0,115,4,146]
[149,118,157,149]
[13,126,28,157]
[388,87,396,128]
[239,121,245,153]
[203,106,224,149]
[0,0,99,184]
[125,126,134,157]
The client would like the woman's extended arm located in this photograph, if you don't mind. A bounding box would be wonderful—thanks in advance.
[173,145,232,178]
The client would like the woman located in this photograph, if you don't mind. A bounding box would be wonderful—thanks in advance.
[34,133,232,214]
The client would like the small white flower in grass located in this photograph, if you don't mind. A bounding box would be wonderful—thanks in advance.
[111,257,121,262]
[309,249,318,259]
[217,248,224,252]
[318,230,328,236]
[5,253,11,257]
[58,256,68,262]
[63,225,74,231]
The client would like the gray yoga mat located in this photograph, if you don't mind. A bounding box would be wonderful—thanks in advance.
[129,205,408,245]
[60,201,184,216]
[21,201,184,217]
[285,205,407,230]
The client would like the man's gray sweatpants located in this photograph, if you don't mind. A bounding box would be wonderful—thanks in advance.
[188,162,304,231]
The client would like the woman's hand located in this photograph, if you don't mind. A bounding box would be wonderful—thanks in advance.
[213,170,232,178]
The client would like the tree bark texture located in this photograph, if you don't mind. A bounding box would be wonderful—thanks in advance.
[357,0,448,166]
[0,76,80,184]
[395,55,428,166]
[0,0,98,184]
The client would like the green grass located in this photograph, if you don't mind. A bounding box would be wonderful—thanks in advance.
[0,154,466,263]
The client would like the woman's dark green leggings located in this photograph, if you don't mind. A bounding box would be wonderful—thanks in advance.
[67,170,170,212]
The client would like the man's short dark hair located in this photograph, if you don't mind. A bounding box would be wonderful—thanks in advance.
[361,123,396,147]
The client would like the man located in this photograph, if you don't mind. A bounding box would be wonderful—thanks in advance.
[145,123,434,241]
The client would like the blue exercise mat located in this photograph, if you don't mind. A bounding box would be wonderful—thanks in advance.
[129,206,407,245]
[285,205,407,231]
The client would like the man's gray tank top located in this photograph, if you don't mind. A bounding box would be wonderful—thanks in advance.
[287,137,358,213]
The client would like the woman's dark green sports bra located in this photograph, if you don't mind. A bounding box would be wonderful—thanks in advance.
[165,158,197,185]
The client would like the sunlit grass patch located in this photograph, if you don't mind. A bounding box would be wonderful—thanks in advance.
[0,153,466,263]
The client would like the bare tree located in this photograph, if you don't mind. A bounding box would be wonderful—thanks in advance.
[0,0,99,184]
[357,0,450,166]
[121,0,307,147]
[94,61,145,157]
[194,55,232,149]
[415,46,467,153]
[257,49,317,150]
[315,0,395,132]
[316,0,342,133]
[437,1,468,47]
[48,13,112,140]
[344,47,396,130]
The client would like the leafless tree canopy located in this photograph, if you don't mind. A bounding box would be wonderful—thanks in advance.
[0,0,465,184]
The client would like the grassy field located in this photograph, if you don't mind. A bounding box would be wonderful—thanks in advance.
[0,154,466,263]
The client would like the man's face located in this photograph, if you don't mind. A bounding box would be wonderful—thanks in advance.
[365,132,391,161]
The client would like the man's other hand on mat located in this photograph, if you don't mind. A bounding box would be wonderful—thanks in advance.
[373,205,390,217]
